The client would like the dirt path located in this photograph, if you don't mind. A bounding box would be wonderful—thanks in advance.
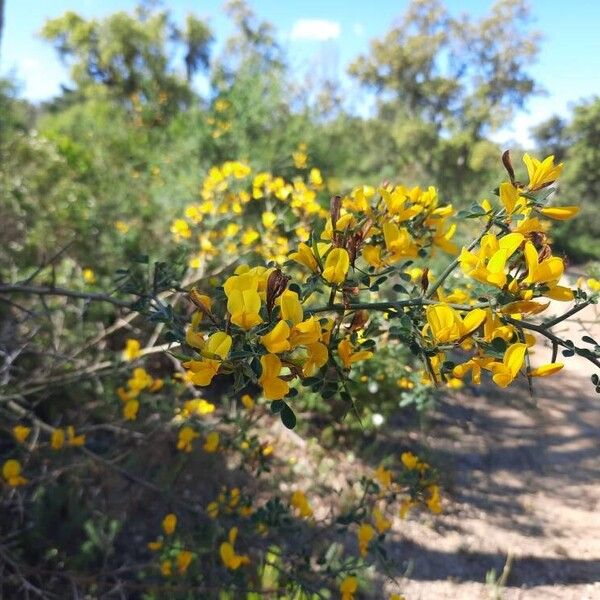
[383,303,600,599]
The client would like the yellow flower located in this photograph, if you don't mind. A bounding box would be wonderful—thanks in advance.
[176,550,194,574]
[220,527,250,569]
[529,362,563,377]
[357,523,375,556]
[490,342,527,387]
[160,560,172,576]
[427,484,442,514]
[241,394,254,410]
[162,513,177,535]
[149,378,164,392]
[459,233,524,289]
[452,358,488,385]
[183,398,215,416]
[586,278,600,292]
[183,331,232,386]
[203,431,220,453]
[82,268,96,284]
[383,222,418,262]
[115,220,130,234]
[177,426,200,452]
[424,305,486,344]
[261,321,291,354]
[128,367,153,392]
[322,248,350,284]
[147,539,163,551]
[374,464,392,488]
[523,153,563,191]
[207,501,219,518]
[544,285,574,301]
[303,342,328,376]
[291,490,313,518]
[123,339,141,361]
[258,354,289,400]
[522,241,564,286]
[241,228,260,245]
[499,182,527,215]
[279,289,304,325]
[170,218,192,240]
[309,167,323,187]
[123,399,139,421]
[290,316,321,348]
[338,339,373,369]
[12,425,31,444]
[51,428,65,450]
[66,426,85,447]
[2,459,27,486]
[224,274,263,330]
[293,145,308,169]
[289,242,319,272]
[261,211,277,228]
[396,376,414,389]
[340,575,358,600]
[399,498,415,519]
[539,206,580,220]
[214,98,230,112]
[373,507,392,533]
[401,451,420,471]
[362,244,384,268]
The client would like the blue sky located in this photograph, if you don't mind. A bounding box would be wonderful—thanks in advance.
[2,0,599,145]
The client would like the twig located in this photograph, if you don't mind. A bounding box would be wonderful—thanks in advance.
[0,285,133,308]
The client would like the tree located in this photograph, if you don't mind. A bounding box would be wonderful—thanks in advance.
[348,0,541,199]
[531,115,569,164]
[40,6,212,120]
[542,98,600,261]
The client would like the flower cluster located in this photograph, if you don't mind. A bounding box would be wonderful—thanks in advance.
[176,153,594,432]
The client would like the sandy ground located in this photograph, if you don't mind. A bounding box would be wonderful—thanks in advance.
[380,302,600,599]
[271,301,600,599]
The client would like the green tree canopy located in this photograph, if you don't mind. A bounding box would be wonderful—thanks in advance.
[40,6,213,120]
[348,0,541,199]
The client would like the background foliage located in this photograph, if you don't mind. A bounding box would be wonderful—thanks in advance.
[1,0,599,597]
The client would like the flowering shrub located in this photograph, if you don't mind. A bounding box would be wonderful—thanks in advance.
[2,150,599,598]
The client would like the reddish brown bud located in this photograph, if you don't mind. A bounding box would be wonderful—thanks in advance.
[266,269,290,317]
[502,150,516,184]
[348,310,369,332]
[538,244,552,262]
[421,268,430,293]
[330,195,342,231]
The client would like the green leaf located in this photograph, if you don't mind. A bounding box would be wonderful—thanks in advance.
[280,404,296,429]
[271,400,285,413]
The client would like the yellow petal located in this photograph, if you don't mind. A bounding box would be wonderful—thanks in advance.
[529,362,563,377]
[540,206,580,220]
[261,321,291,354]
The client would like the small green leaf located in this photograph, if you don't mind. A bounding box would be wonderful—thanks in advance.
[280,404,296,429]
[271,400,285,413]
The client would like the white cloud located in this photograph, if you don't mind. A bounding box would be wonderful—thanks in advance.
[290,19,341,42]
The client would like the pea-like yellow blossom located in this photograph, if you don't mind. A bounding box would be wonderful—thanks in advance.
[2,459,27,486]
[203,431,220,453]
[322,248,349,284]
[162,513,177,536]
[123,339,141,361]
[291,490,313,518]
